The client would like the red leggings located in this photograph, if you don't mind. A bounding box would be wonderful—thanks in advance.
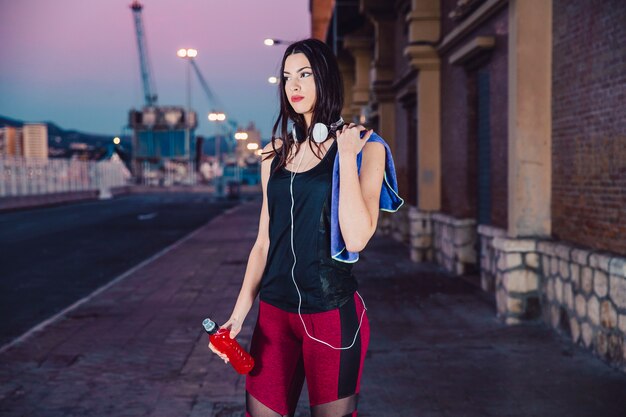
[245,292,370,417]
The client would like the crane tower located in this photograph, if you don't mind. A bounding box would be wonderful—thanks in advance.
[127,1,197,184]
[130,0,157,107]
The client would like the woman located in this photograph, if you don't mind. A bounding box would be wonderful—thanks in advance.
[208,38,387,417]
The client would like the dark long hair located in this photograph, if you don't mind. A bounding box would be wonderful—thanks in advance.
[263,38,344,173]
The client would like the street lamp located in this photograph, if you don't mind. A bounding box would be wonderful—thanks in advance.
[177,48,198,162]
[233,130,249,183]
[208,111,226,163]
[263,38,294,46]
[209,111,226,122]
[268,76,279,84]
[208,111,227,197]
[177,48,197,58]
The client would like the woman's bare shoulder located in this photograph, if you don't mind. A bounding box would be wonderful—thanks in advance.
[260,139,283,171]
[262,138,283,153]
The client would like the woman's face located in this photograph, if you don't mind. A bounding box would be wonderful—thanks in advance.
[284,53,316,118]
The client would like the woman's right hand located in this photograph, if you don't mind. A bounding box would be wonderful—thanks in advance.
[220,316,243,339]
[207,317,243,363]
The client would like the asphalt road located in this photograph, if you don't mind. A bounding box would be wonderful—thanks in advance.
[0,193,243,346]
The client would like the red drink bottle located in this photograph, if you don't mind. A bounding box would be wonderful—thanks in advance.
[203,318,255,374]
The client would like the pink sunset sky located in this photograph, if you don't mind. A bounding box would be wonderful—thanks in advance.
[0,0,311,139]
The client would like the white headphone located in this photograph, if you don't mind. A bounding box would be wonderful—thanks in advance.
[292,117,345,144]
[289,118,367,350]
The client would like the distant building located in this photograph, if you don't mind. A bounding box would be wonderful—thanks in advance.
[22,123,48,160]
[128,106,197,182]
[236,122,262,159]
[0,126,22,157]
[0,124,48,159]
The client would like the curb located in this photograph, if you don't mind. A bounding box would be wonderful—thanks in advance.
[0,198,257,355]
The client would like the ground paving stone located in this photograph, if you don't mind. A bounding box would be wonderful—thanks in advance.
[1,199,625,416]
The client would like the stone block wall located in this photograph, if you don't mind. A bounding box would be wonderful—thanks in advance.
[432,213,477,275]
[492,238,542,325]
[409,206,433,263]
[538,241,626,371]
[377,205,410,246]
[404,208,626,372]
[487,235,626,371]
[477,224,507,293]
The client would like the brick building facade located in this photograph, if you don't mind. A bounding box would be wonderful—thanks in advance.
[310,0,626,372]
[551,0,626,255]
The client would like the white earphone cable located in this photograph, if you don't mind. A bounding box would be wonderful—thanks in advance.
[289,137,367,350]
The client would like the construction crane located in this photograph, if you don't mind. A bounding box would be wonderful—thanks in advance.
[189,60,217,107]
[127,1,197,184]
[187,58,241,153]
[188,59,239,130]
[130,0,157,106]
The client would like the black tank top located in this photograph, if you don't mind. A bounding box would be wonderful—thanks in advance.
[260,139,358,313]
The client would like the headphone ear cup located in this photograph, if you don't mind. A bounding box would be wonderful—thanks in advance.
[312,123,329,143]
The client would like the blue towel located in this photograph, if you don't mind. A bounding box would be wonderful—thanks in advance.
[331,132,404,263]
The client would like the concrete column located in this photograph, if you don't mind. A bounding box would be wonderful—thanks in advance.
[370,14,396,84]
[310,0,334,41]
[368,12,396,151]
[376,101,396,150]
[507,0,552,238]
[343,30,373,123]
[404,0,441,212]
[337,54,356,122]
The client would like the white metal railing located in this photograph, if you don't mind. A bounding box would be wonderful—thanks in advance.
[138,160,198,186]
[0,156,131,197]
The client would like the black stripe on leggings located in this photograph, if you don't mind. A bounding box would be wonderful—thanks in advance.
[338,295,361,398]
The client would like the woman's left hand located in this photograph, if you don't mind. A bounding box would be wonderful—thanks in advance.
[336,123,373,157]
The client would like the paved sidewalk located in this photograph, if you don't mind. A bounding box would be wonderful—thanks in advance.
[1,199,625,416]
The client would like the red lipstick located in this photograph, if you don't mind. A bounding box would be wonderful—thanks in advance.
[291,95,304,102]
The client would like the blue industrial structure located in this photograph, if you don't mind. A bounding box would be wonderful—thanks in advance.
[128,1,197,183]
[126,1,250,186]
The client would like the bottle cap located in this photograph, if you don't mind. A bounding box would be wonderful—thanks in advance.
[202,318,218,334]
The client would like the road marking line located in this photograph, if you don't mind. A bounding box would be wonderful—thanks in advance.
[0,201,250,355]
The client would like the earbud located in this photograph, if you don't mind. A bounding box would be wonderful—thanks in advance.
[292,117,345,143]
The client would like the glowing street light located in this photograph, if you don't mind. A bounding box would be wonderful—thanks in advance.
[268,76,278,84]
[246,143,259,150]
[113,137,121,145]
[209,111,226,122]
[177,47,199,160]
[235,131,249,140]
[177,48,198,58]
[264,38,293,46]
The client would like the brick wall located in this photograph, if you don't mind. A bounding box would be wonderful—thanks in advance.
[440,6,508,227]
[552,0,626,255]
